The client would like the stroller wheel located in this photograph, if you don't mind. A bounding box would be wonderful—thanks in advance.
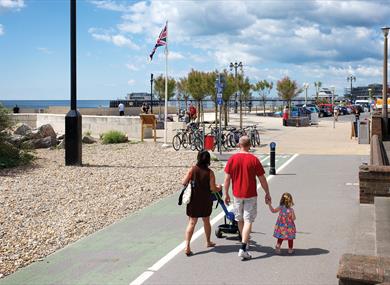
[215,228,223,238]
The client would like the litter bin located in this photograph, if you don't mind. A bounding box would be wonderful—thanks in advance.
[204,135,215,151]
[358,121,370,144]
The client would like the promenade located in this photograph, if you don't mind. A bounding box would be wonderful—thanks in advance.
[1,113,370,285]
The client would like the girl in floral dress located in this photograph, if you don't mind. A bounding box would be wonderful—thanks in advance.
[267,192,296,254]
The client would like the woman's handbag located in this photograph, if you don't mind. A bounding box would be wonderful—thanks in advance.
[178,181,193,205]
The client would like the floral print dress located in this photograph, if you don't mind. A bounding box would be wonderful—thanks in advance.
[273,206,296,240]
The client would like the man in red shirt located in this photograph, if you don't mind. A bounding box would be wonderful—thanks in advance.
[224,136,271,260]
[188,103,197,121]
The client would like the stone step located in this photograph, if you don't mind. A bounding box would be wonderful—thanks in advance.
[375,196,390,257]
[352,204,376,256]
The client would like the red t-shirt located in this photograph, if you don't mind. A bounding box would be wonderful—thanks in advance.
[224,152,265,198]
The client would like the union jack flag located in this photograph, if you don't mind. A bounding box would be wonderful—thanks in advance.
[149,23,167,61]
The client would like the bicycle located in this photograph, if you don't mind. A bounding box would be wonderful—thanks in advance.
[172,129,189,151]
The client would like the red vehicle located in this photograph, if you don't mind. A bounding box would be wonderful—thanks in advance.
[317,103,333,117]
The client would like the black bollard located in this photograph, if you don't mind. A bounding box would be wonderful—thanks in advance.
[269,142,276,175]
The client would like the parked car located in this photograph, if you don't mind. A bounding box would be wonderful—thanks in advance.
[318,104,333,117]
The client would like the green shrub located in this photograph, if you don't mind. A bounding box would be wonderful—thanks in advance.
[0,142,34,168]
[101,130,128,144]
[0,104,34,168]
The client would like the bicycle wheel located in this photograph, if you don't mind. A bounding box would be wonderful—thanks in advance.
[228,132,237,147]
[255,130,261,146]
[194,136,203,151]
[172,135,181,151]
[182,133,189,149]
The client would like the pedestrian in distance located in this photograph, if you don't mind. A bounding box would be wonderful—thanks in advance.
[181,150,222,256]
[334,107,339,122]
[267,192,296,254]
[13,104,20,114]
[188,102,197,122]
[118,102,125,116]
[224,136,271,260]
[141,102,148,114]
[282,106,289,126]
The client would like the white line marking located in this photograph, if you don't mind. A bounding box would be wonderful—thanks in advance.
[129,154,299,285]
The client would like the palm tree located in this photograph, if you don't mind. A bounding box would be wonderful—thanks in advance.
[314,81,322,102]
[154,74,176,117]
[254,80,273,115]
[276,76,302,110]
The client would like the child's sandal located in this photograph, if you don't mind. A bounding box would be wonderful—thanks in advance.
[288,249,294,255]
[275,245,281,254]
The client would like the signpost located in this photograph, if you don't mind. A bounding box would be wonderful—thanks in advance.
[215,74,224,155]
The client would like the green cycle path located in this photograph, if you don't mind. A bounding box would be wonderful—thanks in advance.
[1,154,293,285]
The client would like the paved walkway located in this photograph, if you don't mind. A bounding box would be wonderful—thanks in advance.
[1,154,368,285]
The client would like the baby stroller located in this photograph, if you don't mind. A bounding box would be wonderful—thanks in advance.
[212,191,241,239]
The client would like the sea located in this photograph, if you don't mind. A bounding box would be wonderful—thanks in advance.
[0,100,110,109]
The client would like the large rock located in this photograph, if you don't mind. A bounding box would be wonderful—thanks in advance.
[7,134,27,148]
[14,123,32,136]
[22,136,53,149]
[82,135,97,144]
[37,124,56,140]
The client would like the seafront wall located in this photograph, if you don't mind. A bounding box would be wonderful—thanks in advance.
[11,113,153,139]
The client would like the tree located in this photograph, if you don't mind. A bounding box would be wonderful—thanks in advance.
[187,69,208,122]
[176,77,190,111]
[314,81,322,102]
[237,74,252,116]
[220,70,236,127]
[254,80,273,115]
[276,76,302,109]
[204,71,218,125]
[154,74,176,117]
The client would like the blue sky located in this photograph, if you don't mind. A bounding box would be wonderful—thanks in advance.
[0,0,389,100]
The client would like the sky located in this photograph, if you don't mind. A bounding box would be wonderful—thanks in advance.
[0,0,389,100]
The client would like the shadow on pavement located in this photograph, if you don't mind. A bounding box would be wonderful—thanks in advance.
[192,244,329,260]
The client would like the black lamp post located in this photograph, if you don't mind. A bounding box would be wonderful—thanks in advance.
[150,73,154,114]
[347,75,356,102]
[65,0,82,166]
[229,61,243,127]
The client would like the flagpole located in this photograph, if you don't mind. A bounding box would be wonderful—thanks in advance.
[162,20,169,147]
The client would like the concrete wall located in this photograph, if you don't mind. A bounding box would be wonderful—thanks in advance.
[46,106,177,116]
[11,114,37,128]
[359,164,390,203]
[12,113,151,140]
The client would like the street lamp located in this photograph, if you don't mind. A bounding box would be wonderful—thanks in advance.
[65,0,82,166]
[330,86,336,129]
[303,83,309,106]
[382,26,390,134]
[347,75,356,102]
[150,73,154,114]
[229,61,243,127]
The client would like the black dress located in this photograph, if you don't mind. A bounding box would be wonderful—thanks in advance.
[186,165,212,218]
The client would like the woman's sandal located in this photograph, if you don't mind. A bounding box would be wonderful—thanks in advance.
[207,242,216,248]
[185,250,193,256]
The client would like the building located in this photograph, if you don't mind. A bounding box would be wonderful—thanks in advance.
[343,84,382,101]
[317,88,337,101]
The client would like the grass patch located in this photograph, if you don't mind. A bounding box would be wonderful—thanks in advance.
[101,130,128,144]
[83,130,92,136]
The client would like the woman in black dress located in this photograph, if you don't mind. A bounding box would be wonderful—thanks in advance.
[181,150,222,256]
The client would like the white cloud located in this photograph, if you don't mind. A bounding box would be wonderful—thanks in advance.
[0,24,4,36]
[125,63,139,71]
[0,0,24,10]
[127,79,135,85]
[158,51,184,60]
[88,28,139,49]
[90,0,129,12]
[36,47,53,54]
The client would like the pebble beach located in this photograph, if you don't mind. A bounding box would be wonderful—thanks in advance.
[0,142,223,277]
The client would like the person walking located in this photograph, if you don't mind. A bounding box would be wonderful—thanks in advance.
[182,150,222,256]
[118,102,125,116]
[267,192,296,254]
[224,136,271,260]
[282,106,289,126]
